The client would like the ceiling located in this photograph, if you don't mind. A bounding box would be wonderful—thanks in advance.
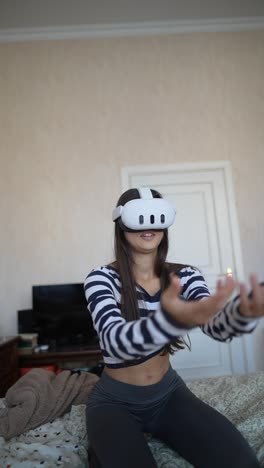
[0,0,264,40]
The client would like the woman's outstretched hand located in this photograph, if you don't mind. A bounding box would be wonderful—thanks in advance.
[160,274,238,327]
[239,274,264,318]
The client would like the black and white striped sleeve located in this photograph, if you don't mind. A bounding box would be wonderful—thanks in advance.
[84,269,190,361]
[180,267,259,342]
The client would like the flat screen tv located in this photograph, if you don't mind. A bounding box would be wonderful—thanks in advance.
[32,283,98,350]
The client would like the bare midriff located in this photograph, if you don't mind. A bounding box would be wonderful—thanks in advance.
[104,352,170,386]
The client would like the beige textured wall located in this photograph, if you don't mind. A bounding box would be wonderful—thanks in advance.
[0,32,263,368]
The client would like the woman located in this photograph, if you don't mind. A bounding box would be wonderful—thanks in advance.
[84,187,263,468]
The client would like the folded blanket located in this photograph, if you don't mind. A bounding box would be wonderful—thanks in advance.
[0,368,99,440]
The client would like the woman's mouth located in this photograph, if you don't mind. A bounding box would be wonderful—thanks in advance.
[140,231,155,240]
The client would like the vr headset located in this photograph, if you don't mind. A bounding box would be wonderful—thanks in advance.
[112,187,176,231]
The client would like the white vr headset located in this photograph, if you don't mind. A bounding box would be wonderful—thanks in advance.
[112,187,176,231]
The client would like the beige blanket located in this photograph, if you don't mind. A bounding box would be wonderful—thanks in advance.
[0,368,98,440]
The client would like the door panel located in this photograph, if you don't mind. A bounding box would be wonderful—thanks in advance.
[122,162,251,379]
[172,329,232,380]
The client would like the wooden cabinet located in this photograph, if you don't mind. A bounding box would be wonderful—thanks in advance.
[0,336,20,397]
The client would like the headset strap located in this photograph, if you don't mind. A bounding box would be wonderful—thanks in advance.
[112,187,153,221]
[112,205,123,221]
[138,187,153,199]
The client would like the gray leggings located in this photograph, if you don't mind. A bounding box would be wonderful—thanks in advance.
[86,367,260,468]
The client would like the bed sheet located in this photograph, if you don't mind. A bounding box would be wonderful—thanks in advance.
[0,371,263,467]
[0,402,88,467]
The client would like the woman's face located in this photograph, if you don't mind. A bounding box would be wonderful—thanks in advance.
[124,230,164,255]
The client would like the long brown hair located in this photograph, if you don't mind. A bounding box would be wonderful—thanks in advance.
[113,188,190,355]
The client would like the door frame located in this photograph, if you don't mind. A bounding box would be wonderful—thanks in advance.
[121,160,255,373]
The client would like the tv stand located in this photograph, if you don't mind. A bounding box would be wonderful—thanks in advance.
[18,345,102,368]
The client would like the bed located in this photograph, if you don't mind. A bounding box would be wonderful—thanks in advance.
[0,371,263,467]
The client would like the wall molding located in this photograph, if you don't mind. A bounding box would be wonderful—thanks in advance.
[0,16,264,42]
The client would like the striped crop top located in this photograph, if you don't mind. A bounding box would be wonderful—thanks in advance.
[84,265,257,368]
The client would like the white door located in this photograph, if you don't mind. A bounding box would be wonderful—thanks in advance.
[122,161,254,380]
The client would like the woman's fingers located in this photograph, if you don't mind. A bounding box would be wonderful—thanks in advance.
[215,276,238,300]
[239,282,250,315]
[161,275,182,309]
[249,274,261,302]
[169,273,182,295]
[216,276,236,291]
[239,274,264,317]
